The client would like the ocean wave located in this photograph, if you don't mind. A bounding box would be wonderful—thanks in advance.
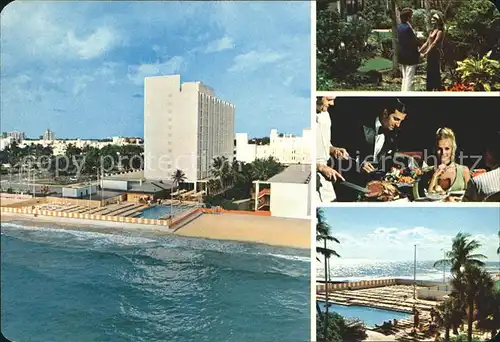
[267,253,310,263]
[2,222,157,247]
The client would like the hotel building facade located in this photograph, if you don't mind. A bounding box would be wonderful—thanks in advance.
[144,75,235,185]
[235,128,312,165]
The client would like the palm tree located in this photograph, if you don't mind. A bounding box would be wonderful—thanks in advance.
[170,169,186,216]
[211,156,233,193]
[437,296,465,340]
[211,156,227,179]
[497,230,499,255]
[316,207,340,340]
[452,264,494,342]
[476,289,500,339]
[434,233,487,276]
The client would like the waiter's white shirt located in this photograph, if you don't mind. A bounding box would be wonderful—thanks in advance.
[374,117,385,163]
[316,111,336,202]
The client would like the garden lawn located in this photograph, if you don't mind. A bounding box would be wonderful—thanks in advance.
[358,57,392,72]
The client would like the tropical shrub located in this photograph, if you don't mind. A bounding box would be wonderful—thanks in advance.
[449,335,484,342]
[316,312,367,342]
[455,51,500,91]
[316,67,337,91]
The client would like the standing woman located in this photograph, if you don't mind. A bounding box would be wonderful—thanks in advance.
[419,13,445,91]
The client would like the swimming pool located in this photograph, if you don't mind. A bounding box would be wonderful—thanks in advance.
[138,205,189,219]
[317,301,410,327]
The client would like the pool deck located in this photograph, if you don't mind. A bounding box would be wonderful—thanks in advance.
[318,284,436,338]
[318,284,437,314]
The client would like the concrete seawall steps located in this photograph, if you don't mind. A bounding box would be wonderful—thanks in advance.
[170,208,203,232]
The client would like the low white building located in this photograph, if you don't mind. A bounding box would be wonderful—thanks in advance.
[0,137,13,151]
[235,128,311,165]
[253,164,311,220]
[62,184,97,198]
[19,138,143,155]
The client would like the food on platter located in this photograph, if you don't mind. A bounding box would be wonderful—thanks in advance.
[398,176,415,184]
[365,181,400,201]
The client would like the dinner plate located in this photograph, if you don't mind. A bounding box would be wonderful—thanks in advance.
[426,192,446,201]
[396,182,414,188]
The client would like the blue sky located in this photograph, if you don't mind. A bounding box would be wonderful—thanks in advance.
[318,206,500,261]
[1,1,310,139]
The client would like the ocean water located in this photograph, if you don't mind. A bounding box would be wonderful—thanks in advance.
[1,221,310,342]
[316,259,500,282]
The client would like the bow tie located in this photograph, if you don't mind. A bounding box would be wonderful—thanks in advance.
[377,126,385,135]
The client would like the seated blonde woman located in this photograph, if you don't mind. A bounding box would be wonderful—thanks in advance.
[428,128,470,194]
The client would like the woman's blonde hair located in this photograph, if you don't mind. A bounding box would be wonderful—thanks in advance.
[435,127,457,161]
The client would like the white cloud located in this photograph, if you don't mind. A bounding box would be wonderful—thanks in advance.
[1,3,122,64]
[228,50,286,73]
[67,27,120,60]
[204,36,235,53]
[323,226,499,261]
[373,227,399,235]
[127,56,185,85]
[72,75,95,95]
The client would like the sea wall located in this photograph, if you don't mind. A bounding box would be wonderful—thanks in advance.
[317,278,449,294]
[0,206,169,227]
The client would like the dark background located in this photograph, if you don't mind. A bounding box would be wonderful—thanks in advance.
[329,96,500,169]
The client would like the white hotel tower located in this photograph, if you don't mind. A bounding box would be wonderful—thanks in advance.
[144,75,235,186]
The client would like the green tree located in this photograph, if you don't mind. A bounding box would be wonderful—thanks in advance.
[170,169,187,213]
[250,157,284,181]
[81,147,101,175]
[497,231,499,255]
[446,0,500,65]
[316,208,340,340]
[317,8,372,82]
[360,0,391,29]
[476,289,500,339]
[389,0,399,73]
[437,296,465,340]
[171,169,186,186]
[433,233,487,276]
[316,312,367,342]
[451,264,494,342]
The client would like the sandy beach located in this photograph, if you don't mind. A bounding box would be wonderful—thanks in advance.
[176,214,310,249]
[1,212,310,249]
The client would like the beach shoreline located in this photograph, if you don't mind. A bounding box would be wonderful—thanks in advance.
[1,212,310,249]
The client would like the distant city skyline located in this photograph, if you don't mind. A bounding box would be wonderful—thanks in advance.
[319,207,500,261]
[1,1,310,138]
[2,128,300,141]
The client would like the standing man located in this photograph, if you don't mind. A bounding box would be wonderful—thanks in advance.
[397,8,420,91]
